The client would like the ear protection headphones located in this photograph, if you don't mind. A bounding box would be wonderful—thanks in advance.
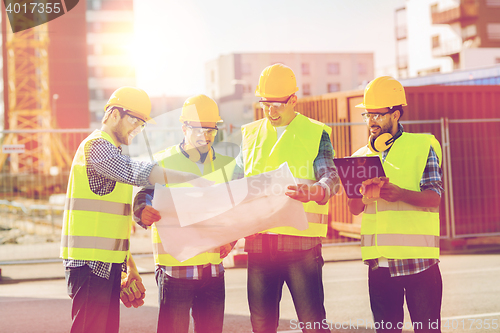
[180,140,215,164]
[368,128,402,153]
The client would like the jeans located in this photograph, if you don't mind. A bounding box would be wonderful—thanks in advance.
[155,267,225,333]
[247,244,330,333]
[65,263,122,333]
[368,263,443,333]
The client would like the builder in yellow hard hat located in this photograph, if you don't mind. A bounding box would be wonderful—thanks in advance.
[348,76,443,331]
[233,63,339,333]
[133,94,236,333]
[61,87,211,333]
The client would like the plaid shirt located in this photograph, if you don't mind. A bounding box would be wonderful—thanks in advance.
[161,263,223,279]
[366,125,443,277]
[133,152,226,280]
[64,135,156,279]
[233,129,340,253]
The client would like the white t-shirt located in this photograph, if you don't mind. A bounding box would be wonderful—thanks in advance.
[276,126,287,140]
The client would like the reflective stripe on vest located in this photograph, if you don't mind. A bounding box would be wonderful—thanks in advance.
[61,130,132,263]
[353,133,442,260]
[376,200,440,213]
[241,114,331,238]
[62,235,129,251]
[65,198,131,216]
[361,234,439,247]
[151,145,235,266]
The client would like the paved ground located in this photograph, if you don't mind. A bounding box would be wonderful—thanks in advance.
[1,247,500,333]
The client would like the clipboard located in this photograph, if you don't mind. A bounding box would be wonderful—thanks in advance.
[333,156,386,199]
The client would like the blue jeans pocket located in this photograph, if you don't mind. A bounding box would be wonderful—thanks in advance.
[314,245,325,267]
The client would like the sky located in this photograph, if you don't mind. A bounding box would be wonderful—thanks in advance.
[133,0,406,97]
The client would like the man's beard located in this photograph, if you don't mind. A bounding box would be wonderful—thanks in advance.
[113,120,130,145]
[371,121,393,139]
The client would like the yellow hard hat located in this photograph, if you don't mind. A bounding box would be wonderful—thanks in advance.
[179,94,222,123]
[355,76,407,109]
[105,86,155,123]
[255,63,299,98]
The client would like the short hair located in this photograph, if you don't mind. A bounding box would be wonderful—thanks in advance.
[389,105,404,120]
[101,106,126,124]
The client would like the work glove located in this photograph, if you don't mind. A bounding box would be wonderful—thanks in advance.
[120,273,146,308]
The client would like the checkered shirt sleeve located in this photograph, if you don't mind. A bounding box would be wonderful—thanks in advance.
[420,146,444,196]
[133,186,155,229]
[85,138,155,196]
[314,130,340,205]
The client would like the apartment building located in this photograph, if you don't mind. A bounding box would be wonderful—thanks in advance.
[206,53,374,128]
[86,0,136,128]
[396,0,500,79]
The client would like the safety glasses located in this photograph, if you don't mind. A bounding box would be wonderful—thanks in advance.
[126,114,146,130]
[259,95,293,110]
[185,125,218,136]
[361,110,394,123]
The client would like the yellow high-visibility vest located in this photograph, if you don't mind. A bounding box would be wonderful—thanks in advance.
[353,133,442,260]
[152,145,236,266]
[241,113,331,237]
[61,130,132,263]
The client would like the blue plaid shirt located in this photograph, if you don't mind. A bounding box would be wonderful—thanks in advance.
[133,149,228,280]
[367,125,443,277]
[233,129,340,253]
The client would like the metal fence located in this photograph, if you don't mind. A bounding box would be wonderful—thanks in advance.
[444,118,500,238]
[0,125,220,262]
[0,116,499,261]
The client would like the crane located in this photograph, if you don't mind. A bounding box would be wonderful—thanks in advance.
[0,0,72,198]
[0,1,72,194]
